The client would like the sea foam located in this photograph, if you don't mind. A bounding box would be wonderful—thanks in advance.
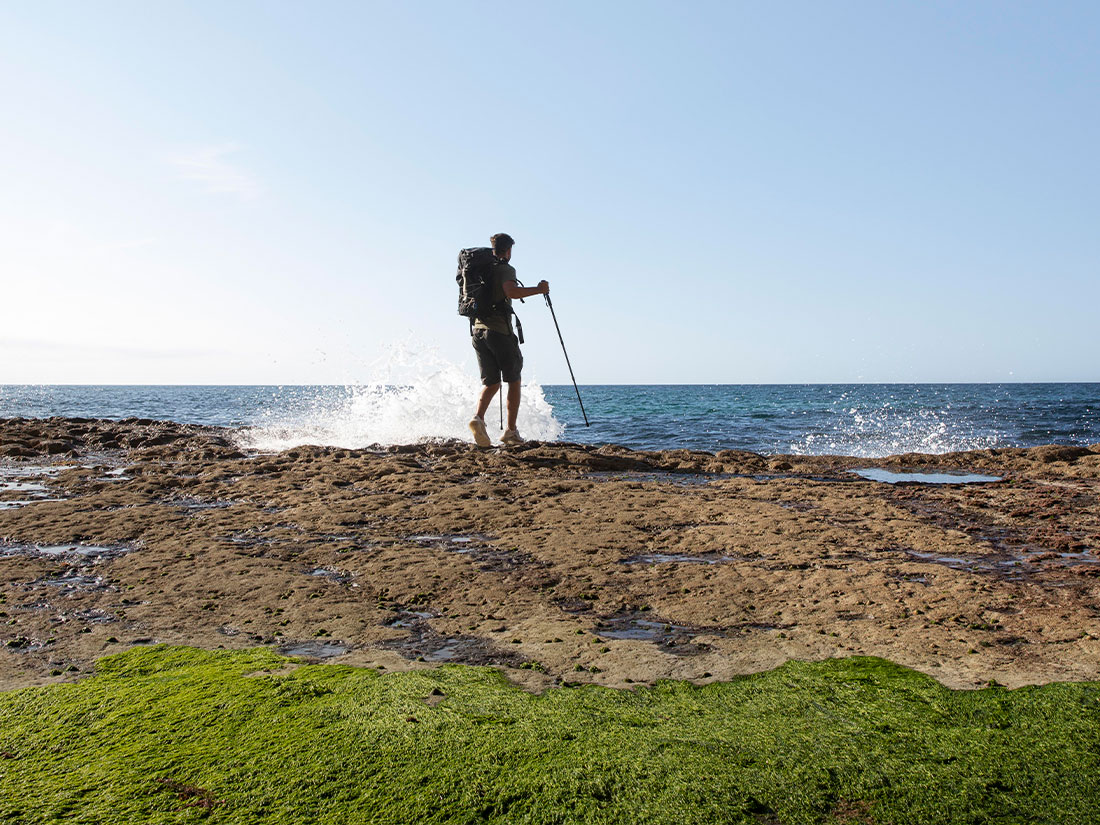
[236,344,563,451]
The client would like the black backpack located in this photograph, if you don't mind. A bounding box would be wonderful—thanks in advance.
[456,247,507,319]
[456,247,525,342]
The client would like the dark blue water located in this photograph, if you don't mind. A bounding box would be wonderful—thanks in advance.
[1,384,1098,457]
[550,384,1100,455]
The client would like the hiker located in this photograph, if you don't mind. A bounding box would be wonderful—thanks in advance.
[467,233,549,447]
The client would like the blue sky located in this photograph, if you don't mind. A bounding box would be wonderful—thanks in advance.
[1,1,1097,384]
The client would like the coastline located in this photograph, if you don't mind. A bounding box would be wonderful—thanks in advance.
[2,416,1098,692]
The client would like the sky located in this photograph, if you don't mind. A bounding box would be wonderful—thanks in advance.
[1,0,1097,385]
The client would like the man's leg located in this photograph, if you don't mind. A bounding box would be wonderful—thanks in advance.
[476,383,501,420]
[506,381,521,431]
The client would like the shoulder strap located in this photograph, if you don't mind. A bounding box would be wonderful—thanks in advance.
[506,275,525,343]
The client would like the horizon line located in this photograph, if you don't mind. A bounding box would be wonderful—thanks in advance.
[3,381,1100,389]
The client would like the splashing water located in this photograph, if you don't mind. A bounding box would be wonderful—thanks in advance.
[787,399,1001,457]
[237,344,563,451]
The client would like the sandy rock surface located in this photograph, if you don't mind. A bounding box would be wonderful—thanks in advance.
[2,416,1099,691]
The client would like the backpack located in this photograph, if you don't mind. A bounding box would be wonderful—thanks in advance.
[457,247,507,319]
[456,247,525,342]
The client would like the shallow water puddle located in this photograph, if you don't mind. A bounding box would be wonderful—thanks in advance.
[0,498,67,510]
[418,640,465,661]
[0,465,72,509]
[751,473,853,483]
[37,544,125,558]
[278,641,350,659]
[381,624,489,663]
[1054,551,1100,564]
[854,468,1002,484]
[33,572,110,591]
[907,551,974,567]
[407,533,533,572]
[96,469,133,482]
[312,533,359,543]
[0,465,73,478]
[407,533,493,546]
[73,607,117,623]
[0,541,131,559]
[594,614,713,655]
[3,636,50,653]
[307,566,356,585]
[0,480,50,494]
[220,533,275,547]
[380,609,528,666]
[620,553,735,565]
[597,618,690,641]
[585,471,732,486]
[385,609,435,629]
[905,547,1100,575]
[896,573,930,585]
[388,632,521,665]
[170,497,236,512]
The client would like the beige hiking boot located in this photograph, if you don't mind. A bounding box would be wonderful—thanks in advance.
[468,416,491,448]
[501,428,524,446]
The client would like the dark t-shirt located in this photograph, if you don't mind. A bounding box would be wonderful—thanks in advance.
[472,260,517,335]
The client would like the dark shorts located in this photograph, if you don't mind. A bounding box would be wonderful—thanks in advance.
[472,328,523,386]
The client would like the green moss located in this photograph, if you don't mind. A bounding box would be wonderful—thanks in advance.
[1,646,1097,823]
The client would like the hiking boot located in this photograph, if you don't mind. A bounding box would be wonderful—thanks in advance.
[468,416,491,448]
[501,428,524,446]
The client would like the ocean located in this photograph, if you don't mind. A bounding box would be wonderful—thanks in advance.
[2,382,1098,458]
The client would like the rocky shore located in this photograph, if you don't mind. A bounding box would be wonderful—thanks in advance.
[2,417,1098,691]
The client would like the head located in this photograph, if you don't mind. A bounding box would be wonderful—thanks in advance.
[490,233,515,261]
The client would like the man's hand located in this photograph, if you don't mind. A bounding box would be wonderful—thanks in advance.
[503,280,550,301]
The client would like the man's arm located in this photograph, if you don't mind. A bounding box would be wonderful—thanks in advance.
[502,279,549,300]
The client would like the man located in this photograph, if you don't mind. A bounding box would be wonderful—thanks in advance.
[468,233,549,447]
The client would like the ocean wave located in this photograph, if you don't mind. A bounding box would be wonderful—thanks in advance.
[787,403,1002,458]
[236,344,563,451]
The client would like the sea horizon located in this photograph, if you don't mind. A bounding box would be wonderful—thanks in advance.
[4,381,1100,387]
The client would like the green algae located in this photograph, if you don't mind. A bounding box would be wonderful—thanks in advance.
[1,647,1098,824]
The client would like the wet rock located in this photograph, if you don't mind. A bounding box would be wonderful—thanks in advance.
[715,450,767,472]
[139,434,183,447]
[1031,445,1091,464]
[0,445,37,457]
[41,441,72,455]
[423,687,447,706]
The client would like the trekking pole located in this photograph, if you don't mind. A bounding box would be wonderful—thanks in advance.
[544,293,590,426]
[499,390,503,430]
